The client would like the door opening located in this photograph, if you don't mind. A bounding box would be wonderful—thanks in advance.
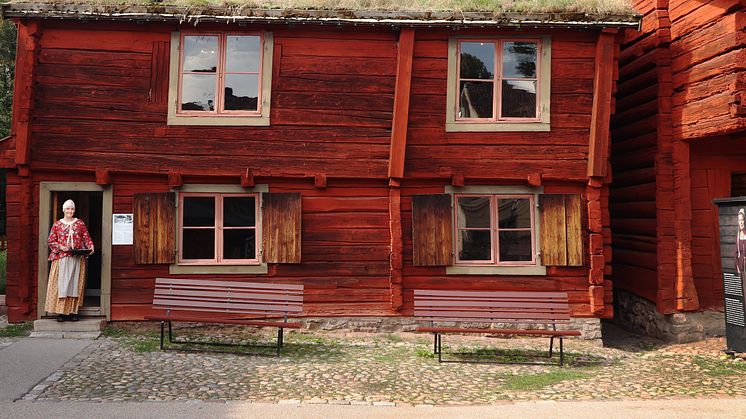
[49,191,103,313]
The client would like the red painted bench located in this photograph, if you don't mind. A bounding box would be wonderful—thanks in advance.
[145,278,303,355]
[414,290,581,365]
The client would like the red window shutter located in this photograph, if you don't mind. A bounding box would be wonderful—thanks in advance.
[539,194,583,266]
[412,194,453,266]
[262,192,301,263]
[133,193,175,264]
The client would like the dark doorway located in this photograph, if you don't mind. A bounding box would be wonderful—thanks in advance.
[50,190,103,310]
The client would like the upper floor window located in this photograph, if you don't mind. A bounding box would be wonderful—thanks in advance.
[458,40,539,120]
[179,34,263,114]
[167,32,274,126]
[446,36,551,132]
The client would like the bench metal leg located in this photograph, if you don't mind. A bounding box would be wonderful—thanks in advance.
[168,321,173,344]
[549,336,554,358]
[559,337,564,366]
[276,328,284,356]
[160,321,165,350]
[437,333,442,363]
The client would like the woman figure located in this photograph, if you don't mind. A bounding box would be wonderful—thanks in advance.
[737,209,746,275]
[45,199,94,322]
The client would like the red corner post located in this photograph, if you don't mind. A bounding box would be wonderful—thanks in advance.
[388,27,415,310]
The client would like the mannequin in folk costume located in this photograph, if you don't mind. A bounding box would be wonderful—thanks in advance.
[736,209,746,300]
[45,199,94,322]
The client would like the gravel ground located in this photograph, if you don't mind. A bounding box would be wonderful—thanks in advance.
[24,321,746,405]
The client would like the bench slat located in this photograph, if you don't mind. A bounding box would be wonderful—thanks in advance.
[415,290,569,299]
[156,278,303,291]
[415,300,570,309]
[417,327,581,336]
[154,288,304,303]
[414,310,571,320]
[155,284,302,296]
[154,298,303,313]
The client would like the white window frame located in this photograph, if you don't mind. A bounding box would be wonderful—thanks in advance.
[445,185,546,276]
[169,184,269,275]
[167,32,273,126]
[446,35,551,133]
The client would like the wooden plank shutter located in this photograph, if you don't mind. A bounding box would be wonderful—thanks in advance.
[133,193,175,264]
[539,194,583,266]
[262,192,302,263]
[412,194,453,266]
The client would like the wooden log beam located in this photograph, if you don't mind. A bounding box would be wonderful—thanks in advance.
[168,171,183,188]
[587,29,617,178]
[388,187,403,310]
[387,27,415,180]
[12,20,41,169]
[95,168,112,185]
[241,168,255,188]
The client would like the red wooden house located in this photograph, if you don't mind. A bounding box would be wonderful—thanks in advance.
[1,2,639,336]
[611,0,746,340]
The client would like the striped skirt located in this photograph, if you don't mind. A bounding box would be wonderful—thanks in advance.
[45,257,87,315]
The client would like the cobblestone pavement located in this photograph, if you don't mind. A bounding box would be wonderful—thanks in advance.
[21,322,746,405]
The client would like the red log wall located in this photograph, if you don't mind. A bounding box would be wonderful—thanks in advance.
[612,0,745,314]
[3,20,619,321]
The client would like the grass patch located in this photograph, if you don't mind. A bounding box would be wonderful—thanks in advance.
[503,369,591,391]
[415,347,436,359]
[0,321,32,337]
[694,357,746,377]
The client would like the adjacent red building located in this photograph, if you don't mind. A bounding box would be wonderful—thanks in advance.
[612,0,746,340]
[1,3,639,335]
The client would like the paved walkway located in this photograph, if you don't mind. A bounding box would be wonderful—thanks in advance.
[11,322,746,406]
[3,398,746,419]
[0,338,93,402]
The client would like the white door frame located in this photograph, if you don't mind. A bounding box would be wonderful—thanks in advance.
[37,182,112,320]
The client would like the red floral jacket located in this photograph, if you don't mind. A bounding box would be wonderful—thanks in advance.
[48,219,94,261]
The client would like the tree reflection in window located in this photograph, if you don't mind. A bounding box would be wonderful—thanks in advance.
[457,40,539,121]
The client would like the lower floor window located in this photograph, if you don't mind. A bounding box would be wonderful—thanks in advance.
[455,194,535,265]
[179,193,259,264]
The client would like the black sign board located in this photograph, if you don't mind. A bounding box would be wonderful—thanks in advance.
[714,198,746,352]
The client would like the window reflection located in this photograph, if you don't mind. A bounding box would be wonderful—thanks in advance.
[502,42,537,78]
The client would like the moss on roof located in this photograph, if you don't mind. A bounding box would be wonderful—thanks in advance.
[3,0,640,25]
[6,0,637,14]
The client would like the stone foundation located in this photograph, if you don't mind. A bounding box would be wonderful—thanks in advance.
[614,289,725,342]
[300,316,602,340]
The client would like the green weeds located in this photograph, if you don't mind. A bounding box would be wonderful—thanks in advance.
[694,357,746,377]
[0,321,32,337]
[502,369,591,391]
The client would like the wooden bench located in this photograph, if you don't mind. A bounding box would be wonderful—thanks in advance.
[414,290,581,365]
[145,278,303,355]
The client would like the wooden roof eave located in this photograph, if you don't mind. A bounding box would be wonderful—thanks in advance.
[0,4,642,30]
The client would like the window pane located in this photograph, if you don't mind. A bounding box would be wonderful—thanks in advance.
[458,230,491,261]
[460,42,494,79]
[457,197,491,228]
[224,74,259,111]
[502,42,537,78]
[182,36,218,73]
[181,74,216,111]
[501,80,536,118]
[223,229,256,260]
[182,229,215,260]
[459,81,493,119]
[226,35,261,73]
[499,231,532,262]
[224,196,256,227]
[498,198,531,229]
[183,197,215,227]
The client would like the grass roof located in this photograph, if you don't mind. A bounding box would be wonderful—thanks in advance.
[6,0,637,15]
